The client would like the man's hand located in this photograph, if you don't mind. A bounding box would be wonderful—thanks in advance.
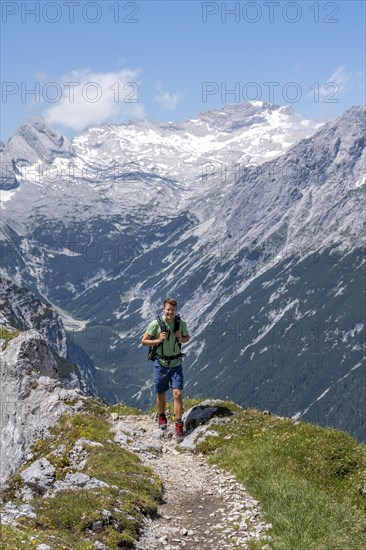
[158,331,167,343]
[175,331,190,344]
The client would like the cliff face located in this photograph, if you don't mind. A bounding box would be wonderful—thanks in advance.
[0,277,97,393]
[0,278,96,486]
[0,330,87,485]
[0,277,67,357]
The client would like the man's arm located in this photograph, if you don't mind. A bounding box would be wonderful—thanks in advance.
[174,330,190,344]
[141,332,166,346]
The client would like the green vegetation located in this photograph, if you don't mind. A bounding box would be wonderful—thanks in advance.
[0,326,20,350]
[1,403,162,550]
[2,398,365,549]
[197,407,366,550]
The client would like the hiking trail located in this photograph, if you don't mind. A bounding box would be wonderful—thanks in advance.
[111,405,272,550]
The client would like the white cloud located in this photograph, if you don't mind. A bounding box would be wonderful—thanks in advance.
[309,66,363,100]
[326,66,350,93]
[42,68,144,131]
[154,82,181,110]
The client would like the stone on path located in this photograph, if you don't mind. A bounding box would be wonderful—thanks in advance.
[111,407,272,550]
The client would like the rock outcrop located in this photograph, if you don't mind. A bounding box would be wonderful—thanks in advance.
[0,329,87,485]
[0,276,97,393]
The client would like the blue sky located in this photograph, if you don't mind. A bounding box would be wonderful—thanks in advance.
[1,0,365,141]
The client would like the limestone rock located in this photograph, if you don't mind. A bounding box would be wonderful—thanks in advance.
[52,472,109,494]
[1,502,37,525]
[19,457,55,494]
[1,329,87,485]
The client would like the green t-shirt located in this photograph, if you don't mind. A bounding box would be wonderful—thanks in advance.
[146,317,189,368]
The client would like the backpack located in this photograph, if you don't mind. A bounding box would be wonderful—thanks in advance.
[148,314,186,364]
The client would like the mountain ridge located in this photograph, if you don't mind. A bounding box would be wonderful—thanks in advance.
[0,102,365,441]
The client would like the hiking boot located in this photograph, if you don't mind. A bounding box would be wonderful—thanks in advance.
[158,413,167,429]
[175,420,184,442]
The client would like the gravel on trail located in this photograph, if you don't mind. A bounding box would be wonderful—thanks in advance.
[111,413,273,550]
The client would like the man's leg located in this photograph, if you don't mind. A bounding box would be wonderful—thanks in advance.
[157,391,166,415]
[173,388,184,442]
[172,388,183,420]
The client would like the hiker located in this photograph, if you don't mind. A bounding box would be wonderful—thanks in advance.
[141,297,190,441]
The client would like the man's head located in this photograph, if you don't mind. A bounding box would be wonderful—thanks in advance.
[163,298,177,321]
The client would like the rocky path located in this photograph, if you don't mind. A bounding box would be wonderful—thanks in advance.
[111,407,272,550]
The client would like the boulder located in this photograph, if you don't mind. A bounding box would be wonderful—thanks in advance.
[182,399,227,432]
[20,458,55,494]
[52,472,109,494]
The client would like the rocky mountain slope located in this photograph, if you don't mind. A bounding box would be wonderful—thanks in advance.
[0,277,97,392]
[1,270,364,549]
[0,329,88,486]
[2,398,365,549]
[0,102,364,441]
[0,278,99,484]
[0,117,72,190]
[0,285,271,548]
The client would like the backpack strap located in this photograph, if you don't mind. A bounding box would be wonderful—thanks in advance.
[156,315,167,333]
[174,314,180,333]
[155,315,167,357]
[174,314,182,352]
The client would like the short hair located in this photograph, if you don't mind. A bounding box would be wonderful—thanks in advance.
[163,297,177,308]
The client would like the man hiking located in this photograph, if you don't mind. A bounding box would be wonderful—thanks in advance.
[141,297,190,442]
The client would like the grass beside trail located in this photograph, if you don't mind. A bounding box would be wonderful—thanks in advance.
[196,406,366,550]
[1,399,162,550]
[0,326,20,350]
[2,396,365,549]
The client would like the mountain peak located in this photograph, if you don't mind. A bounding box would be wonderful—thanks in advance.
[0,116,73,190]
[196,101,312,133]
[11,115,73,162]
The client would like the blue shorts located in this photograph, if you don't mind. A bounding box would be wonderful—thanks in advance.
[153,360,184,394]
